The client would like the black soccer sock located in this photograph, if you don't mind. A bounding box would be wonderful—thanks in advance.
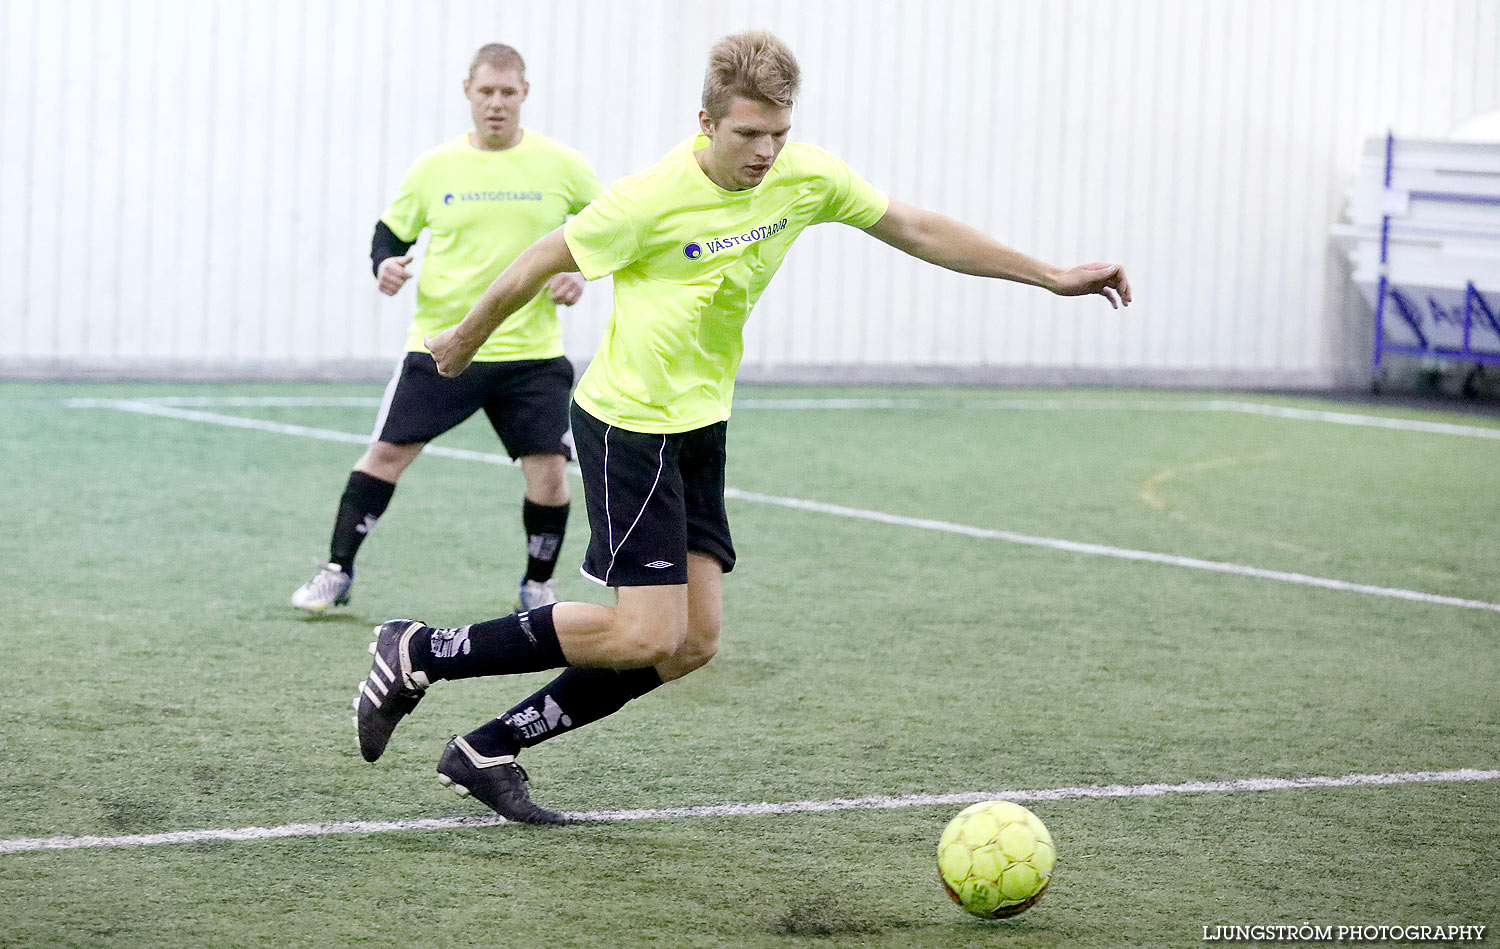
[329,470,397,572]
[463,666,666,757]
[522,499,569,583]
[410,604,568,682]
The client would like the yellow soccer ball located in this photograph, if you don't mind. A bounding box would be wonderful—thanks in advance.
[937,800,1055,918]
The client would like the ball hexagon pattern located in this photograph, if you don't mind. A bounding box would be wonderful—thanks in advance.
[937,801,1054,918]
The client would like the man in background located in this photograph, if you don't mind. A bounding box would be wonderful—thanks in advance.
[292,43,602,614]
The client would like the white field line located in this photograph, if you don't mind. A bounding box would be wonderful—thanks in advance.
[748,397,1500,440]
[125,396,388,408]
[1206,399,1500,440]
[66,399,1500,615]
[721,489,1500,614]
[65,399,524,466]
[3,768,1496,855]
[102,395,1500,440]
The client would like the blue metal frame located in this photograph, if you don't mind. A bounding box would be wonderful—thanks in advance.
[1370,131,1500,370]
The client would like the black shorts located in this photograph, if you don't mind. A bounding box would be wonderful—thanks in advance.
[372,352,574,459]
[571,401,736,587]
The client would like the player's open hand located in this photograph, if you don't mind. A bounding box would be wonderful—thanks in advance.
[377,255,415,296]
[425,327,477,378]
[545,273,585,307]
[1052,262,1132,309]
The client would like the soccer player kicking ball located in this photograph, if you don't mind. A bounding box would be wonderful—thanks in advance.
[355,31,1131,824]
[292,44,602,615]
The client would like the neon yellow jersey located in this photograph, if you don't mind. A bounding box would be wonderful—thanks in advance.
[382,131,602,361]
[564,135,888,433]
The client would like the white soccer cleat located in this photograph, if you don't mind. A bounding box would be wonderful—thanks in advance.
[517,578,558,611]
[292,563,353,611]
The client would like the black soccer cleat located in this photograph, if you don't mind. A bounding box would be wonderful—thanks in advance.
[353,619,430,763]
[436,736,569,826]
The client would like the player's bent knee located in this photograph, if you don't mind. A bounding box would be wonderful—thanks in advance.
[691,615,721,655]
[611,584,689,667]
[654,633,717,682]
[671,620,721,674]
[680,637,719,673]
[611,618,685,668]
[616,634,677,669]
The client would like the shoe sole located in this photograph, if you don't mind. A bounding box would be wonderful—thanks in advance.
[436,771,567,824]
[437,772,471,797]
[292,592,351,612]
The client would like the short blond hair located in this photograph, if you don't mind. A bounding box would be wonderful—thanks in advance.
[469,43,525,79]
[701,30,800,120]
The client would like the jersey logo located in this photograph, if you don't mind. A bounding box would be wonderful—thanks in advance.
[644,561,674,569]
[682,217,789,260]
[444,190,545,203]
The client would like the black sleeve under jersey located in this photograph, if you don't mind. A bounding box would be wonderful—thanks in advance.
[371,220,416,276]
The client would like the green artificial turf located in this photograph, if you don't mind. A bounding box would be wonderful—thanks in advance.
[0,382,1495,947]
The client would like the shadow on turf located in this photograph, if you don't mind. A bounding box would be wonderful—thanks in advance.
[766,891,1049,938]
[100,795,172,833]
[291,612,373,628]
[767,895,922,938]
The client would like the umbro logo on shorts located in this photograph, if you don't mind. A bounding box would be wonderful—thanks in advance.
[645,561,674,569]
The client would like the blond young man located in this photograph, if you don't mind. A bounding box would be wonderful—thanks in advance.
[355,31,1131,824]
[292,45,602,615]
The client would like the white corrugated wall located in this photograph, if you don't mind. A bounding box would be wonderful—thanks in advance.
[1,0,1497,382]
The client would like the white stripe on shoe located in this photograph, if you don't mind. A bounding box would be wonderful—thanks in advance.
[371,652,395,682]
[451,735,516,768]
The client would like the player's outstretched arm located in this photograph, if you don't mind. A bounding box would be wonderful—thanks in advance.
[864,199,1132,309]
[426,227,581,377]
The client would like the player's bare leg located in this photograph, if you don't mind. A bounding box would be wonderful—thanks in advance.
[520,454,568,506]
[355,440,426,481]
[528,551,720,672]
[655,552,723,681]
[551,583,688,668]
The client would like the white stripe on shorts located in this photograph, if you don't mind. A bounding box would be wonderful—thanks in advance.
[368,356,405,443]
[602,426,668,585]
